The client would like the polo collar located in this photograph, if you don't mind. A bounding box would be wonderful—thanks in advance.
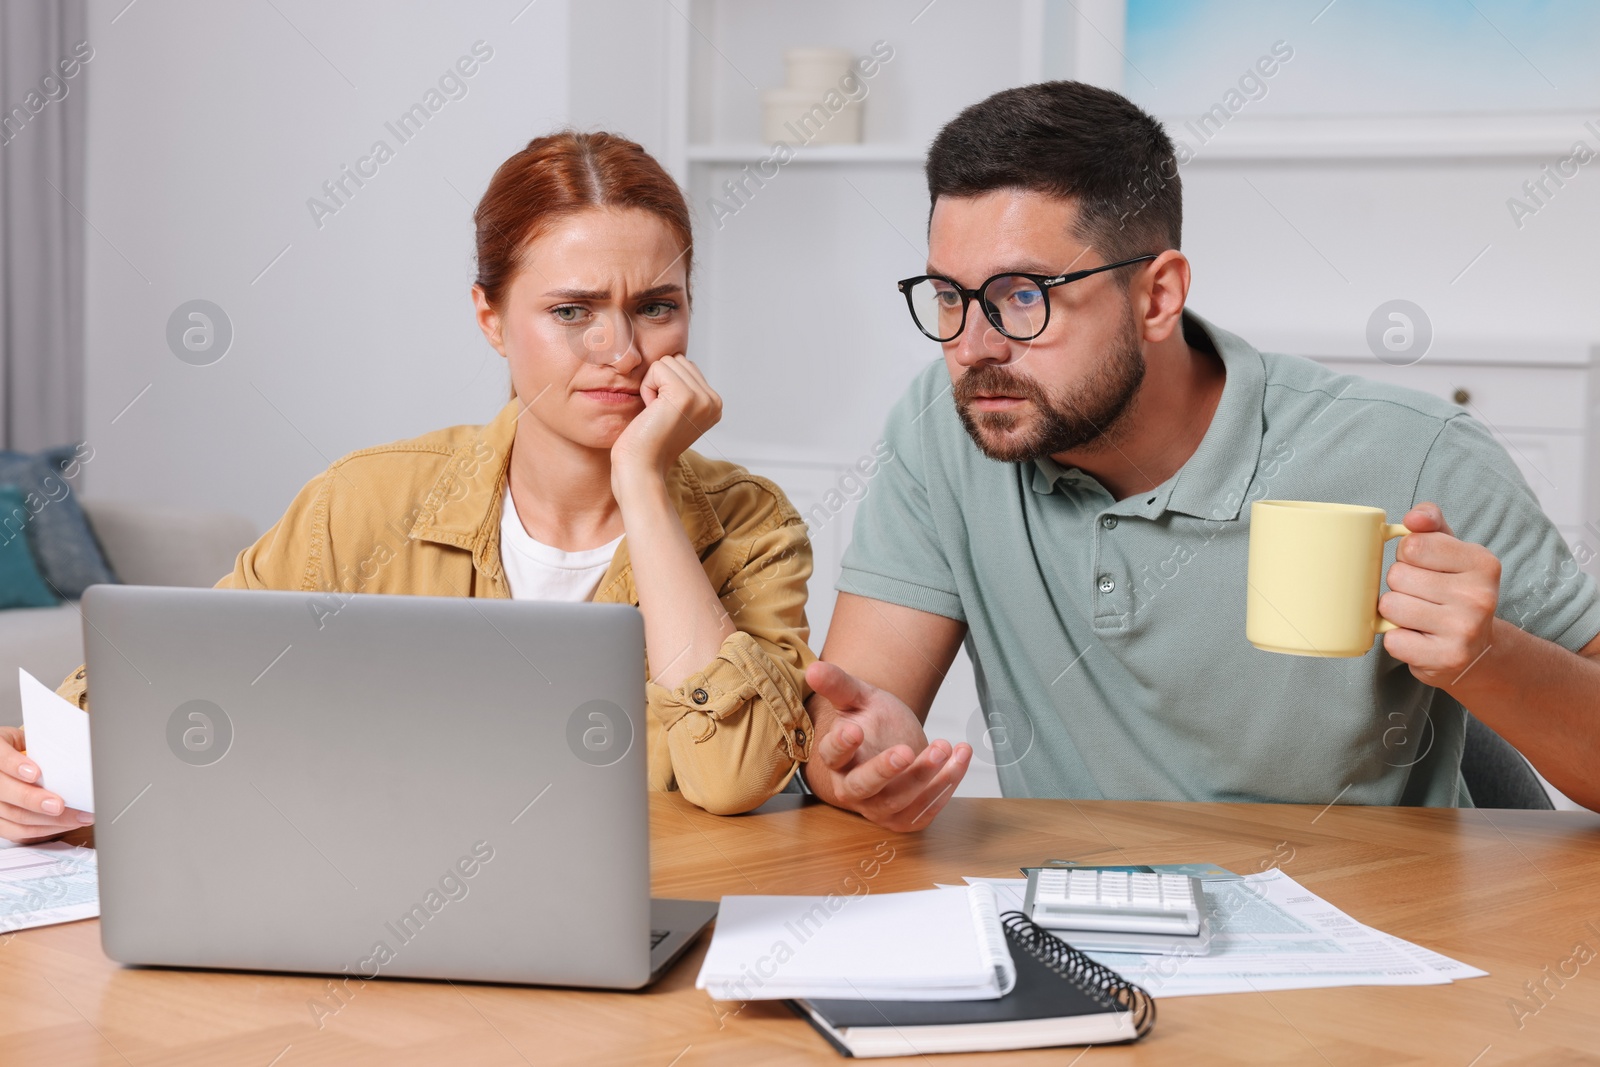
[1163,310,1266,522]
[408,397,727,580]
[1029,309,1265,522]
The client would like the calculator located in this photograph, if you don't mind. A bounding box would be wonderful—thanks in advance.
[1021,867,1212,955]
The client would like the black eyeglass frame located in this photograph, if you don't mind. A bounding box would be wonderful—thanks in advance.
[895,253,1160,342]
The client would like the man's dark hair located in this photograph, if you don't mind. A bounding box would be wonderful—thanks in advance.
[926,81,1181,265]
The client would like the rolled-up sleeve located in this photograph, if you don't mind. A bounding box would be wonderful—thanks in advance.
[55,665,88,710]
[646,514,816,814]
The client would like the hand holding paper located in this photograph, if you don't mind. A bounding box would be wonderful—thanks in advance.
[0,669,95,843]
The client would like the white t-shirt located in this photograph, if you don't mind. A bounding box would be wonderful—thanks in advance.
[498,487,623,602]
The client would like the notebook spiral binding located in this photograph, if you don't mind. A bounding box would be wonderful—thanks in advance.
[1001,910,1156,1040]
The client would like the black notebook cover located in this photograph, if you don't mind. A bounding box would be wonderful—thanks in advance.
[793,912,1155,1058]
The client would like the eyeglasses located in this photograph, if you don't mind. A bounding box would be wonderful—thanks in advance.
[896,254,1159,342]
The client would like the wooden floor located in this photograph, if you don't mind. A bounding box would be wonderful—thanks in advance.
[5,793,1600,1065]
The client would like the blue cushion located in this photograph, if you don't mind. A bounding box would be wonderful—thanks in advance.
[0,485,62,609]
[0,445,117,598]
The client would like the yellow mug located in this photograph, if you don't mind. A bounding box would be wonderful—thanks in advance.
[1246,500,1411,658]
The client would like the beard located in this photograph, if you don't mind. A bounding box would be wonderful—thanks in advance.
[953,314,1145,464]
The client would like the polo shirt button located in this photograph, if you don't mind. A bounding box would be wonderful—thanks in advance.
[691,688,709,705]
[1097,575,1116,594]
[1101,515,1118,530]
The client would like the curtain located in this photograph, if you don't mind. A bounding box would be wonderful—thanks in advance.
[0,0,88,451]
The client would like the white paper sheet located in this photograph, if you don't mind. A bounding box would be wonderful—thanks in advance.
[697,886,1014,1001]
[18,668,94,813]
[961,870,1487,998]
[0,842,99,932]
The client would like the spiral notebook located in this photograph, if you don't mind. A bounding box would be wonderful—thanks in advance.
[696,886,1015,1001]
[792,912,1155,1058]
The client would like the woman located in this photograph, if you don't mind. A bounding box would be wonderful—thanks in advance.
[0,131,815,840]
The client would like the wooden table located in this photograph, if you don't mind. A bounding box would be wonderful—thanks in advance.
[5,795,1600,1065]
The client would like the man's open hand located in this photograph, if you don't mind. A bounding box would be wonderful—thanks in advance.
[803,661,971,832]
[1380,501,1502,689]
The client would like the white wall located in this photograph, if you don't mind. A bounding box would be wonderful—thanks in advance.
[81,0,569,532]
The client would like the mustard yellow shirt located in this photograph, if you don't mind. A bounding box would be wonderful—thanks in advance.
[58,398,816,814]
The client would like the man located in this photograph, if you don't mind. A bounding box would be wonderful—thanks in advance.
[800,81,1600,831]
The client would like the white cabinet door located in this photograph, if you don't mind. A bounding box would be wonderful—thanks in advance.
[1316,359,1587,432]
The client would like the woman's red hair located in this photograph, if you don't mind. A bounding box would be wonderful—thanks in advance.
[473,130,692,311]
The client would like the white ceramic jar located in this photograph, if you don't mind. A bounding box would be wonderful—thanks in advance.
[761,47,863,146]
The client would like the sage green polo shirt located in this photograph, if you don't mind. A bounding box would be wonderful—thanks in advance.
[839,311,1600,806]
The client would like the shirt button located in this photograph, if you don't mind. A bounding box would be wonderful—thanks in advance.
[795,728,806,747]
[1097,575,1116,594]
[1101,515,1118,530]
[691,688,709,705]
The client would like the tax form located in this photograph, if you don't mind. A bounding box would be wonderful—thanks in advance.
[0,842,99,933]
[962,868,1486,997]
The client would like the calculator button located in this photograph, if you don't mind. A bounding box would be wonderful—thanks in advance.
[1030,870,1203,937]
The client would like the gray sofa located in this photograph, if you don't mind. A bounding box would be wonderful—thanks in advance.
[0,499,256,726]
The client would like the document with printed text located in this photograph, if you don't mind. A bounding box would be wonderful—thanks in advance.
[0,842,99,933]
[958,868,1486,997]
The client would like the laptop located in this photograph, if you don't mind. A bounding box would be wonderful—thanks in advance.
[80,584,717,989]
